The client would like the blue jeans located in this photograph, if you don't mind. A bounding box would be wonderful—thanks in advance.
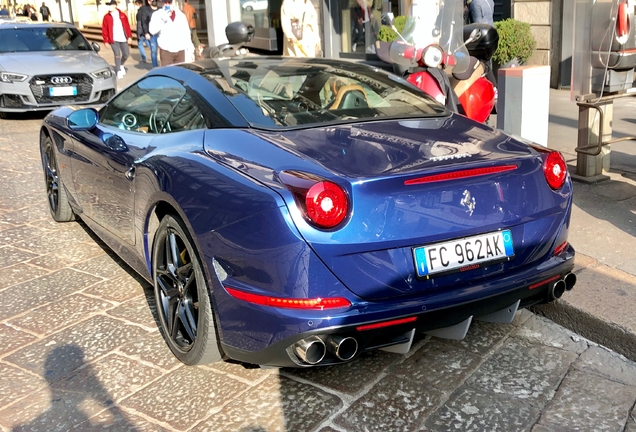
[149,35,159,68]
[137,36,148,61]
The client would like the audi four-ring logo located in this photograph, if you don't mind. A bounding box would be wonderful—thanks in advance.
[51,76,73,85]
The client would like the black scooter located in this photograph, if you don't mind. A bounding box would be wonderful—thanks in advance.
[203,22,255,59]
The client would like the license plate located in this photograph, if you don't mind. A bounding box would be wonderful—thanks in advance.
[413,230,514,278]
[49,86,77,97]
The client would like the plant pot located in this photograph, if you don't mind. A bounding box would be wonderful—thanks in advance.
[492,57,522,82]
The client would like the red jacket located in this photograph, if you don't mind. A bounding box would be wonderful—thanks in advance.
[102,9,132,44]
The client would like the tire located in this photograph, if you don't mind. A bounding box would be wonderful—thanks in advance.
[152,214,223,365]
[245,5,253,11]
[40,136,75,222]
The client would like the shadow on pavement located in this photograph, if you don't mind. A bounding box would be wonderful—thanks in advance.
[11,345,138,431]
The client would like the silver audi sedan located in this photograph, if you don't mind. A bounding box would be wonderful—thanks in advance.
[0,20,116,116]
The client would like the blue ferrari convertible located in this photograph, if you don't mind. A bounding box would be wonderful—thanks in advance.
[39,57,576,367]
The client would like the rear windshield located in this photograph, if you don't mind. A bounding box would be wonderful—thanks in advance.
[200,59,447,129]
[0,27,91,53]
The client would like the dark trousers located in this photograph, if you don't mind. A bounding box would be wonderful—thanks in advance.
[159,49,185,66]
[110,41,130,72]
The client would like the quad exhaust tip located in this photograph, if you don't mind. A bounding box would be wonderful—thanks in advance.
[293,335,360,365]
[293,335,326,365]
[550,272,576,300]
[327,335,359,361]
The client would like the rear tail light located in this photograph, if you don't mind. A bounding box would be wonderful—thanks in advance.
[279,171,349,229]
[542,151,568,190]
[553,241,568,256]
[225,286,351,310]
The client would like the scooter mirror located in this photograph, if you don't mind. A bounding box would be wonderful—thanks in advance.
[381,12,395,26]
[465,28,481,45]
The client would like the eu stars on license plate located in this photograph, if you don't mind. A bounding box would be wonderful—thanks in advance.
[413,230,514,278]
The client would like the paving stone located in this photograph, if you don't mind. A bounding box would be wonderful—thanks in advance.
[5,315,148,382]
[464,337,578,407]
[511,308,534,327]
[425,386,541,431]
[538,370,636,431]
[26,242,106,271]
[626,414,636,432]
[0,246,39,269]
[284,350,401,397]
[52,353,164,403]
[0,268,102,320]
[0,388,117,432]
[194,374,342,432]
[0,263,50,292]
[71,254,132,280]
[0,225,46,246]
[0,324,39,357]
[106,295,158,330]
[389,339,482,392]
[316,427,341,432]
[334,373,444,432]
[116,331,182,371]
[0,192,43,212]
[80,410,168,431]
[515,314,588,353]
[0,204,51,225]
[435,319,515,356]
[0,362,47,408]
[204,360,275,385]
[574,345,636,387]
[120,366,249,430]
[83,273,149,303]
[9,294,113,336]
[572,252,599,273]
[11,225,95,254]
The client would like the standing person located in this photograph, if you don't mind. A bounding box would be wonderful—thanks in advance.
[149,0,193,66]
[134,0,153,64]
[0,4,9,16]
[181,0,200,59]
[28,4,37,20]
[280,0,321,57]
[101,0,133,79]
[39,2,50,21]
[467,0,494,26]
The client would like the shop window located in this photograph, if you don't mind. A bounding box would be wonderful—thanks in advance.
[339,0,387,56]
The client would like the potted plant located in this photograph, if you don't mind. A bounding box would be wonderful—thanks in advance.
[492,18,537,68]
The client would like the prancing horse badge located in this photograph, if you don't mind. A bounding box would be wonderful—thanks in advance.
[460,190,476,216]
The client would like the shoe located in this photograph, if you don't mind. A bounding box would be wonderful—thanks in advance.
[119,66,126,76]
[140,59,147,63]
[116,70,125,79]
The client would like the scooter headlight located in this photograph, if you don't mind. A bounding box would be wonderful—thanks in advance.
[422,45,443,68]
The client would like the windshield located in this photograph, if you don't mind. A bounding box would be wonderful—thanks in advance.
[200,59,447,129]
[0,27,91,53]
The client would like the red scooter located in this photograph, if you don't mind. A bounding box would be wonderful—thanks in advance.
[378,10,498,123]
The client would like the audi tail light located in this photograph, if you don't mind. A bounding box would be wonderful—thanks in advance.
[279,171,349,229]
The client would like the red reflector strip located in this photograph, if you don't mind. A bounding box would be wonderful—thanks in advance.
[356,316,418,331]
[225,287,351,310]
[553,241,568,256]
[404,165,518,185]
[460,264,480,272]
[529,275,561,290]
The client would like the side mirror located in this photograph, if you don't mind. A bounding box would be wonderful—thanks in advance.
[465,28,481,45]
[91,42,100,52]
[67,108,98,131]
[381,12,395,26]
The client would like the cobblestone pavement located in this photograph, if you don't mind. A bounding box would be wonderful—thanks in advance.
[1,116,636,432]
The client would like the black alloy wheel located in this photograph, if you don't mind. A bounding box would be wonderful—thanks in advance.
[40,136,75,222]
[152,214,222,365]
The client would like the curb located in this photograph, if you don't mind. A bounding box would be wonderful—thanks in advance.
[531,298,636,363]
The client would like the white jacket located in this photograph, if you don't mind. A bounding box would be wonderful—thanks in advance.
[149,7,194,53]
